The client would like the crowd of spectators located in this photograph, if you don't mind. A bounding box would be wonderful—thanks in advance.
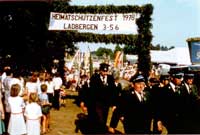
[0,66,63,135]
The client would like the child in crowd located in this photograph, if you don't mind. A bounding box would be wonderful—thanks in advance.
[0,98,5,135]
[24,93,43,135]
[60,85,67,107]
[39,84,51,134]
[8,84,26,135]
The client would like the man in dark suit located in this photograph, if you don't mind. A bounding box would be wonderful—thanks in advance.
[109,73,153,134]
[181,72,200,133]
[157,71,199,134]
[149,74,170,134]
[80,62,116,134]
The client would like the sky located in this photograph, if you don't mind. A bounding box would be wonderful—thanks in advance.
[69,0,200,52]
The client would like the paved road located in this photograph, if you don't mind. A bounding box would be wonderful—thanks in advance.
[46,91,124,135]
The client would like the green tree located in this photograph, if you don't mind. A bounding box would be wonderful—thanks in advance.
[95,47,114,59]
[151,44,175,51]
[0,1,76,75]
[123,44,137,54]
[169,46,175,50]
[114,44,122,54]
[0,2,50,72]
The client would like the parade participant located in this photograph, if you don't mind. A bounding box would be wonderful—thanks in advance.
[150,74,170,134]
[157,72,184,134]
[24,93,42,135]
[8,84,27,135]
[148,77,160,88]
[52,72,63,110]
[159,74,170,87]
[2,67,13,134]
[10,71,25,98]
[180,72,200,133]
[39,84,51,134]
[77,74,89,107]
[109,73,153,134]
[157,71,200,134]
[112,75,123,109]
[25,72,39,96]
[80,62,116,134]
[183,72,198,96]
[45,73,54,106]
[108,71,123,134]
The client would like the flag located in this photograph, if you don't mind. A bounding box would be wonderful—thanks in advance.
[88,46,93,77]
[84,50,90,68]
[65,49,80,70]
[114,51,123,69]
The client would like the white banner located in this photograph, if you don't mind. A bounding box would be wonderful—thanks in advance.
[48,12,140,34]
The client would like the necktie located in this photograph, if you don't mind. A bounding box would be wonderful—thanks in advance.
[175,86,179,92]
[189,85,192,93]
[139,92,144,102]
[102,76,106,85]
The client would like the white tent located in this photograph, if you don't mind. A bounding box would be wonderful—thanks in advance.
[126,47,191,65]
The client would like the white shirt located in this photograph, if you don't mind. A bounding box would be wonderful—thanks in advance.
[53,77,63,90]
[25,82,38,94]
[24,102,42,135]
[45,81,54,93]
[135,91,144,102]
[10,78,24,96]
[8,96,25,113]
[101,75,107,85]
[24,102,42,119]
[170,82,177,92]
[184,83,191,94]
[0,72,6,92]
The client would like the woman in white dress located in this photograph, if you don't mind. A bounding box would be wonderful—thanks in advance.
[24,93,42,135]
[8,84,26,135]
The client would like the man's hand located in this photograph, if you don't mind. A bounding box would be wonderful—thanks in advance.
[157,120,164,131]
[108,127,115,133]
[80,102,87,113]
[111,106,116,112]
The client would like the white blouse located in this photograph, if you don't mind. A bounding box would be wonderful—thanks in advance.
[8,96,25,113]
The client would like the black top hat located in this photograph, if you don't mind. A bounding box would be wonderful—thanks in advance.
[99,63,110,72]
[130,74,145,83]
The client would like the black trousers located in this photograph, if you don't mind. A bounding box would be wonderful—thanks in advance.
[87,103,109,134]
[47,93,54,105]
[4,112,10,134]
[53,89,60,110]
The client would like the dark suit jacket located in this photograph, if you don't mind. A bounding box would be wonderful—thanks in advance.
[88,73,116,106]
[159,82,199,133]
[111,88,153,134]
[80,73,116,133]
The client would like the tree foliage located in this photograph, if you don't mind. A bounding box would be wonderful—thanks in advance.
[0,1,74,73]
[0,1,153,78]
[0,2,50,73]
[95,47,114,58]
[151,44,175,51]
[114,44,122,54]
